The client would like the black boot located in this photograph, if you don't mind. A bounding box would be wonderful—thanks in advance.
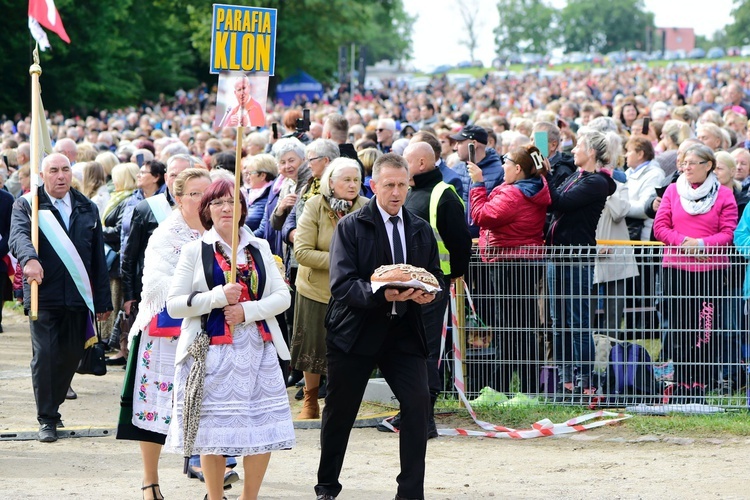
[427,394,438,439]
[286,369,303,387]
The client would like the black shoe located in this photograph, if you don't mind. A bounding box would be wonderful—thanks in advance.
[106,356,126,366]
[223,469,240,490]
[395,494,420,500]
[318,379,327,399]
[186,463,204,481]
[294,386,304,400]
[38,423,58,443]
[316,494,336,500]
[0,324,4,333]
[376,413,401,433]
[427,413,438,440]
[66,386,77,400]
[286,370,303,387]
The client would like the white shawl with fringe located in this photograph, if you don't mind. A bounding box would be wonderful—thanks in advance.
[128,209,200,345]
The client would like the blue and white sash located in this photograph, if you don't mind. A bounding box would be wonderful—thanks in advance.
[38,210,95,313]
[146,193,172,224]
[22,193,95,313]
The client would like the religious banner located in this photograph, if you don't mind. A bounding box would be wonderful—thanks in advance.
[213,71,269,129]
[210,4,277,75]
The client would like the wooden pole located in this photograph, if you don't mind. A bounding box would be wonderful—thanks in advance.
[28,46,42,321]
[228,124,244,335]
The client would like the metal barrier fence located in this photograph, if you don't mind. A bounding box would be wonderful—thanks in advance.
[441,243,750,409]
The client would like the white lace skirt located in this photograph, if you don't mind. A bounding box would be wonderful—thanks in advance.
[132,331,178,434]
[164,322,295,456]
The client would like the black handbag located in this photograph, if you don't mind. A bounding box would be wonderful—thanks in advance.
[77,315,107,376]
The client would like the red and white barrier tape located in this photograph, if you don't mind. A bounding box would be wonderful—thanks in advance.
[379,282,631,438]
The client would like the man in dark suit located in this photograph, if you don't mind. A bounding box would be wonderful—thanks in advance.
[0,187,14,331]
[315,153,444,500]
[10,153,112,442]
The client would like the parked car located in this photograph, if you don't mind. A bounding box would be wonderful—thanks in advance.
[626,50,648,62]
[605,51,626,64]
[707,47,726,59]
[430,64,453,75]
[688,48,706,59]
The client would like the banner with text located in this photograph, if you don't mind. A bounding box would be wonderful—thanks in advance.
[210,4,277,75]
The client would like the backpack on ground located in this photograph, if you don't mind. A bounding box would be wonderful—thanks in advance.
[607,341,661,406]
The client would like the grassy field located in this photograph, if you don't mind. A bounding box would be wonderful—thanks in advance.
[433,399,750,437]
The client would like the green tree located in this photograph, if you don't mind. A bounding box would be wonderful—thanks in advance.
[726,0,750,46]
[1,0,413,116]
[185,0,414,84]
[495,0,559,56]
[560,0,655,53]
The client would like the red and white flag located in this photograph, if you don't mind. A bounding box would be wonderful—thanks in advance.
[28,0,70,45]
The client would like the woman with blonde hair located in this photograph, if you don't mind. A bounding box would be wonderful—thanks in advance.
[656,120,691,177]
[82,161,110,215]
[291,158,369,418]
[96,151,120,190]
[357,147,380,198]
[100,163,140,378]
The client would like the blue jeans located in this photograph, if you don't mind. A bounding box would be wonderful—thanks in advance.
[548,262,595,383]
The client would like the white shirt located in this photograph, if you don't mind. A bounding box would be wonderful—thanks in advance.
[376,202,406,263]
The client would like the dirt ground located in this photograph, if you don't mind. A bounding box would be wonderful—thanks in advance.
[1,307,749,500]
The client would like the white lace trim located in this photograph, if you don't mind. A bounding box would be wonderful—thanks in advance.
[128,210,200,343]
[164,322,295,456]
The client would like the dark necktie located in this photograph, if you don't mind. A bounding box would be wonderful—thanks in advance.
[389,216,407,316]
[389,216,404,264]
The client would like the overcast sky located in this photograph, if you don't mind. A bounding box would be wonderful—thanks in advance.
[403,0,735,71]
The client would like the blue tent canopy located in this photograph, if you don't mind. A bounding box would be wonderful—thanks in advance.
[276,70,323,105]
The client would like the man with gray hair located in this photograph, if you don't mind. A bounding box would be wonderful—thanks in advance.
[10,153,112,442]
[53,137,78,165]
[376,118,397,154]
[731,148,750,193]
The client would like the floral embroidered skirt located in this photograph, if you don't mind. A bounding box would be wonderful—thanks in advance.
[131,331,179,434]
[165,322,295,456]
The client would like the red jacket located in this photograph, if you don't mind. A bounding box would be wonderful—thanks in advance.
[470,177,551,261]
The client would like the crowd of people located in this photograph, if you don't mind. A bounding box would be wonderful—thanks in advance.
[3,58,750,499]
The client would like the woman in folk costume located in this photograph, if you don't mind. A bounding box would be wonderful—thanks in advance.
[116,169,238,500]
[165,179,294,500]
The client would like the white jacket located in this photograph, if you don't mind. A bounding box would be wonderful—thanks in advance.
[594,180,639,284]
[168,227,291,365]
[626,160,666,240]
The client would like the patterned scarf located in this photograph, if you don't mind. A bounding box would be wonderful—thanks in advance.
[676,172,720,215]
[302,177,321,201]
[206,243,272,344]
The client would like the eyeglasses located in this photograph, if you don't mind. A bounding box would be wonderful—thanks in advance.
[209,198,235,208]
[246,171,262,176]
[185,191,204,199]
[308,156,324,163]
[681,160,709,168]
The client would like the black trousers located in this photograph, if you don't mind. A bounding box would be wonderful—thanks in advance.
[30,308,88,425]
[422,290,449,397]
[315,319,430,499]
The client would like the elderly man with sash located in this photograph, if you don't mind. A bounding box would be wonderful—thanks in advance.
[10,153,112,443]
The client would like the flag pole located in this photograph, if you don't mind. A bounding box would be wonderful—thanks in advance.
[229,118,244,335]
[28,45,42,321]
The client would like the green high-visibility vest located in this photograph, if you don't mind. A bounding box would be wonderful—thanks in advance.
[429,181,464,275]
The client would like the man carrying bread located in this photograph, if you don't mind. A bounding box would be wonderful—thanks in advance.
[315,153,444,500]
